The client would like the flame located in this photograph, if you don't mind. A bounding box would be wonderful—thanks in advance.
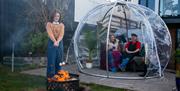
[53,70,70,82]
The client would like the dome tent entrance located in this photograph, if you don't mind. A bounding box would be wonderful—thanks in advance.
[73,1,172,79]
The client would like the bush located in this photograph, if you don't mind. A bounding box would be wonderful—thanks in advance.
[176,49,180,77]
[176,49,180,56]
[21,31,48,56]
[84,30,97,62]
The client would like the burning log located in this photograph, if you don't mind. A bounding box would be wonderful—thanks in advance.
[47,70,79,91]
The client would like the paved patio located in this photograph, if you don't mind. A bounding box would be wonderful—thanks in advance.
[21,64,176,91]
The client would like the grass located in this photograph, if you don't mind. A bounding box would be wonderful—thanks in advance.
[0,64,128,91]
[0,64,46,91]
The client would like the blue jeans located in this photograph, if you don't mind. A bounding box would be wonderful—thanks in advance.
[119,58,129,69]
[47,39,63,78]
[108,50,114,68]
[108,50,117,72]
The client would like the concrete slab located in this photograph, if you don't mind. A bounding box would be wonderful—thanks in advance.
[21,64,176,91]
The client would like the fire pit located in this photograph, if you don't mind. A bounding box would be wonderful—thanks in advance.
[47,70,79,91]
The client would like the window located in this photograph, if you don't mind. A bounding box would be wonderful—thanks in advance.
[139,0,146,6]
[147,0,155,10]
[139,0,155,11]
[160,0,180,17]
[177,29,180,49]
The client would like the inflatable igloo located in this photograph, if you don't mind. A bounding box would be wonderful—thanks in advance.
[73,1,172,79]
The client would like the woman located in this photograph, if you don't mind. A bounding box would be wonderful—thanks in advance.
[108,34,122,72]
[46,10,65,80]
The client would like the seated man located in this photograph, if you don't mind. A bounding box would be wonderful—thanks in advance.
[119,33,141,71]
[108,34,122,72]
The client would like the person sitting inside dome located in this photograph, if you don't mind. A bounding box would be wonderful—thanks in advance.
[119,33,141,71]
[108,34,122,72]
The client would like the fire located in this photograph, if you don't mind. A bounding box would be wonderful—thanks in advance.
[53,70,70,82]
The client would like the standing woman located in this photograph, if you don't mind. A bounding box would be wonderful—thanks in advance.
[46,9,65,80]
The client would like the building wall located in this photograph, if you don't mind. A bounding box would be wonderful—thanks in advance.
[74,0,108,22]
[168,27,176,69]
[127,0,139,4]
[74,0,139,22]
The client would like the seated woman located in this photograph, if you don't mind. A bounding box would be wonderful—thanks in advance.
[108,34,122,72]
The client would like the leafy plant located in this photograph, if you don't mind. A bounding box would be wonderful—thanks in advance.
[176,49,180,77]
[175,49,180,63]
[176,49,180,56]
[84,30,97,63]
[21,31,48,56]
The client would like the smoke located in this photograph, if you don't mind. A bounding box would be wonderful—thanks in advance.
[0,0,76,57]
[0,0,32,56]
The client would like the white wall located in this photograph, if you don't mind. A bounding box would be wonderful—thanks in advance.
[74,0,108,22]
[109,0,138,4]
[129,0,139,4]
[74,0,139,22]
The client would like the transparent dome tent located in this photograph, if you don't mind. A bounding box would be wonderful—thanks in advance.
[69,1,172,79]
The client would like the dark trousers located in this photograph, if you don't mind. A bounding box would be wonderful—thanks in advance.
[47,39,63,78]
[120,52,139,69]
[108,50,121,69]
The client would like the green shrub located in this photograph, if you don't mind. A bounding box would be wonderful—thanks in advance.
[176,49,180,56]
[176,49,180,77]
[84,30,97,62]
[21,31,48,56]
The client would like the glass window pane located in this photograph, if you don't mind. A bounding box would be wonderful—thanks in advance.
[160,0,180,17]
[147,0,155,11]
[139,0,147,6]
[139,0,155,11]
